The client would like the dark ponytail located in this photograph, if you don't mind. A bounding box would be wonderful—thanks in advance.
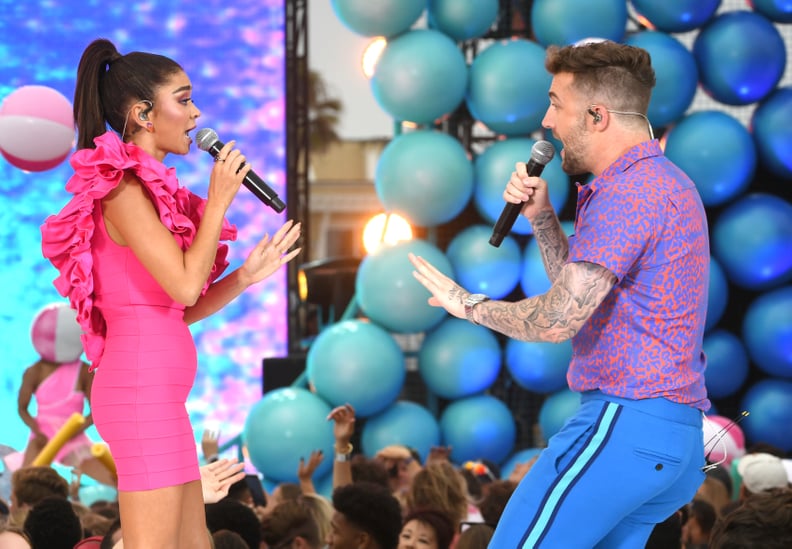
[73,38,183,150]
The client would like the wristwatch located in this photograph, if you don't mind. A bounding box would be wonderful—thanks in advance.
[464,293,490,325]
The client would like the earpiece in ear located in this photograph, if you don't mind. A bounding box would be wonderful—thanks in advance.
[139,112,148,121]
[588,108,602,123]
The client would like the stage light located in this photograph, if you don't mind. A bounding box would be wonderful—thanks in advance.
[361,37,387,79]
[362,212,412,254]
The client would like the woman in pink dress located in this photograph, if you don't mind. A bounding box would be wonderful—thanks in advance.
[41,38,301,549]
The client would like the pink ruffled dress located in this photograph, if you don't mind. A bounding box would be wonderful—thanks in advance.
[41,131,236,491]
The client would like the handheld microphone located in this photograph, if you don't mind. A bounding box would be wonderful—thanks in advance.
[196,128,286,213]
[489,140,555,247]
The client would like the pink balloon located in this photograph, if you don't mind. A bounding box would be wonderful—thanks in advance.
[0,85,74,172]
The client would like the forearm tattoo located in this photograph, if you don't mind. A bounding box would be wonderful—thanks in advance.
[448,285,467,305]
[477,261,615,343]
[531,209,569,283]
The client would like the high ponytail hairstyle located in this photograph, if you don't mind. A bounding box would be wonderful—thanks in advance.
[73,38,183,150]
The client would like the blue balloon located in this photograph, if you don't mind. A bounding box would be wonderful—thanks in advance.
[693,11,787,105]
[752,87,792,179]
[331,0,427,37]
[446,225,521,299]
[307,319,405,417]
[712,193,792,290]
[356,239,453,333]
[531,0,627,46]
[466,40,552,136]
[703,330,750,399]
[440,395,516,464]
[629,0,720,32]
[706,256,729,332]
[371,29,468,124]
[538,389,580,442]
[750,0,792,23]
[474,138,569,235]
[78,484,118,507]
[520,221,575,297]
[625,32,698,128]
[361,400,441,463]
[375,130,473,227]
[663,111,756,207]
[419,317,502,399]
[505,338,572,394]
[742,286,792,379]
[244,388,335,483]
[427,0,499,41]
[740,379,792,452]
[500,447,543,479]
[314,472,335,500]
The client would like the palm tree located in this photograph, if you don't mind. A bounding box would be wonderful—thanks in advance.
[308,69,343,153]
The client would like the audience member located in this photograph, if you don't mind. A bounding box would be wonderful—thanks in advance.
[681,499,716,549]
[0,525,32,549]
[327,403,356,491]
[205,498,261,549]
[300,493,333,544]
[297,450,325,495]
[736,452,789,499]
[260,499,322,549]
[199,457,246,504]
[375,446,422,508]
[22,496,82,549]
[328,482,402,549]
[70,501,113,538]
[211,529,249,549]
[0,498,9,528]
[692,475,730,516]
[397,508,454,549]
[350,456,390,489]
[477,480,516,527]
[8,466,69,527]
[407,463,468,532]
[98,517,122,549]
[73,536,104,549]
[644,510,682,549]
[709,488,792,548]
[705,465,732,499]
[455,523,494,549]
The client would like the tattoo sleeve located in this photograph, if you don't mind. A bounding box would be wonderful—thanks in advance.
[530,209,569,284]
[475,261,616,343]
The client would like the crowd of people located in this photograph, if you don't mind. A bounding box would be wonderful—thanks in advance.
[1,401,790,548]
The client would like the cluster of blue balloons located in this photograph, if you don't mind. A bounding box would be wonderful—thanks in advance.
[242,0,792,480]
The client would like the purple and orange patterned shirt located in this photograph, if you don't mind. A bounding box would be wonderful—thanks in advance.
[567,140,710,411]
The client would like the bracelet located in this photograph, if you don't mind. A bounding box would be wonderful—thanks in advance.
[335,443,353,462]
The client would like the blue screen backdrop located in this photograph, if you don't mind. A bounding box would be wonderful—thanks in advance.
[0,1,287,458]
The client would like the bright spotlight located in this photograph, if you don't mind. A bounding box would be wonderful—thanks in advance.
[363,212,412,254]
[362,37,387,79]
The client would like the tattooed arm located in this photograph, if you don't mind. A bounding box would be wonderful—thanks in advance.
[409,253,616,343]
[472,261,616,343]
[530,209,569,284]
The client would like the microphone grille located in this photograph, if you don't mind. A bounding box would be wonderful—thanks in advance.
[196,128,219,152]
[531,140,555,165]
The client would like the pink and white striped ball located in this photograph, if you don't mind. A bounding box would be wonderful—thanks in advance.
[703,414,746,469]
[0,85,74,172]
[30,303,83,363]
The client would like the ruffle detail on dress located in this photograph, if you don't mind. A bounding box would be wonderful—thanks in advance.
[41,131,237,370]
